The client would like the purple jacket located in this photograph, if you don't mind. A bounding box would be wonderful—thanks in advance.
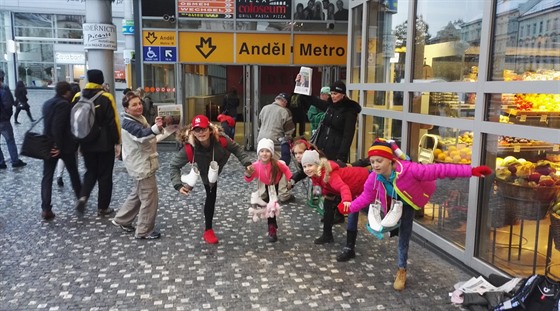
[350,160,473,212]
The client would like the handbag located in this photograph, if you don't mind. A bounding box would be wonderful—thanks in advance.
[20,117,54,160]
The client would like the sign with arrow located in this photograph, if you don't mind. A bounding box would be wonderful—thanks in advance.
[143,46,177,62]
[179,32,234,63]
[178,0,235,19]
[142,31,176,46]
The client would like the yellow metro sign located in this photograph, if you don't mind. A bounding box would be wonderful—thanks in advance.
[293,34,346,65]
[236,34,291,64]
[179,32,234,63]
[142,31,176,46]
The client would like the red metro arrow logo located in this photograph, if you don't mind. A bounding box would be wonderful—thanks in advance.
[196,37,216,59]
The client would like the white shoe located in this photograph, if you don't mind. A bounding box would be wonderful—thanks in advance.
[380,200,403,228]
[250,191,267,207]
[181,166,200,190]
[368,202,383,232]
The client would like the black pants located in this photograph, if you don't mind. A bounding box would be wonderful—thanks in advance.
[204,183,218,230]
[41,153,81,211]
[14,105,33,122]
[81,150,115,210]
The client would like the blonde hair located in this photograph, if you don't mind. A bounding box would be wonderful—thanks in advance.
[175,122,224,146]
[314,157,332,184]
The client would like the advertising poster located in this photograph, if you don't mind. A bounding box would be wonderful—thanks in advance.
[236,0,291,20]
[293,0,349,21]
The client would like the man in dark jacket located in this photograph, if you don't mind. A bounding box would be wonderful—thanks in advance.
[40,82,82,220]
[0,69,26,169]
[73,69,121,216]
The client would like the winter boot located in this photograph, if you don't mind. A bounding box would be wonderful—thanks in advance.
[315,198,335,244]
[268,223,278,243]
[336,230,357,262]
[393,268,407,291]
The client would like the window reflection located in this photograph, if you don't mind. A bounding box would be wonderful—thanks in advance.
[492,0,560,81]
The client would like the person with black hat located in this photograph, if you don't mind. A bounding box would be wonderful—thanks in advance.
[256,92,296,203]
[72,69,121,217]
[0,69,27,169]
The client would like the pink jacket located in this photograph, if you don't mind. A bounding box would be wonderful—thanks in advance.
[350,160,473,212]
[244,160,292,185]
[310,161,370,203]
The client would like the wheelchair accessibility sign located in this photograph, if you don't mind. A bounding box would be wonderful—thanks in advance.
[143,46,176,62]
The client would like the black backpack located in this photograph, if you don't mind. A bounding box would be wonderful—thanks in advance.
[493,274,560,311]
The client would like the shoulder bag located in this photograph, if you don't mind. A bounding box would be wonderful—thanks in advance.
[20,117,54,160]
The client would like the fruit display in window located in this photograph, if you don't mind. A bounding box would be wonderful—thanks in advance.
[512,93,560,112]
[495,156,560,188]
[434,145,471,164]
[498,136,548,146]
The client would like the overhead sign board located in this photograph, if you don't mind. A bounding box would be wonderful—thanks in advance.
[179,32,234,63]
[293,34,347,65]
[142,31,176,46]
[236,33,291,64]
[122,19,134,35]
[236,0,291,20]
[178,0,235,19]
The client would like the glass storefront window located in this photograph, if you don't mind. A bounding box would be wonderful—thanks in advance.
[479,134,560,277]
[364,90,405,110]
[349,4,363,83]
[414,0,483,82]
[14,13,54,38]
[143,63,176,104]
[410,90,475,119]
[365,0,408,84]
[486,92,560,129]
[56,15,84,39]
[363,115,402,148]
[18,61,55,87]
[491,1,560,81]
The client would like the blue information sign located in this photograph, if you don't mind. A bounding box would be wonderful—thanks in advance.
[122,25,134,35]
[143,46,177,62]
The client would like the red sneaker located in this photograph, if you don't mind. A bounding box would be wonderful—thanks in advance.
[203,229,219,244]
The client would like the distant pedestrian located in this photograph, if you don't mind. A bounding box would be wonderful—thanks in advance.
[244,138,293,243]
[0,69,26,169]
[111,91,164,239]
[14,80,35,123]
[339,139,492,291]
[73,69,121,216]
[40,82,82,220]
[217,113,235,139]
[221,88,239,136]
[307,86,329,136]
[170,115,252,244]
[136,87,156,125]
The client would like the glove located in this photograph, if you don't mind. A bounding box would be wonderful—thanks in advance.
[472,165,492,177]
[338,202,350,215]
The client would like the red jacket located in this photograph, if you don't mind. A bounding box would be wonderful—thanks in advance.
[310,161,370,203]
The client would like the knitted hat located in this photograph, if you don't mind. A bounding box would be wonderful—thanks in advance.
[191,114,210,129]
[301,150,320,166]
[257,138,275,154]
[87,69,104,85]
[368,139,394,160]
[320,86,330,94]
[368,138,409,161]
[330,80,346,94]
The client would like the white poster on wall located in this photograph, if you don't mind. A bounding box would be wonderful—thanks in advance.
[83,23,117,50]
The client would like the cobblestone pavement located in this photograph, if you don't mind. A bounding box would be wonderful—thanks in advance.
[0,90,471,310]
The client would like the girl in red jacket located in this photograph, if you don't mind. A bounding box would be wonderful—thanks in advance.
[300,150,370,261]
[244,138,292,243]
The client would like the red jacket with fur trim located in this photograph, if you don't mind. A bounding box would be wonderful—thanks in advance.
[309,161,370,203]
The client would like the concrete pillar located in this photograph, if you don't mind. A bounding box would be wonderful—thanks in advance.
[85,0,115,94]
[123,0,135,89]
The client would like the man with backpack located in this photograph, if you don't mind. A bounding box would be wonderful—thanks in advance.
[73,69,121,216]
[0,70,26,169]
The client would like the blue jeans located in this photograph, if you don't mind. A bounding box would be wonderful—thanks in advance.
[0,121,20,165]
[347,212,359,231]
[397,204,415,269]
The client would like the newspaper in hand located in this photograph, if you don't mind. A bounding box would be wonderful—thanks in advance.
[156,104,182,140]
[294,66,312,95]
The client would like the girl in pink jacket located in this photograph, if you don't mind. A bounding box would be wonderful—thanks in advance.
[300,150,370,262]
[244,138,292,243]
[339,139,491,291]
